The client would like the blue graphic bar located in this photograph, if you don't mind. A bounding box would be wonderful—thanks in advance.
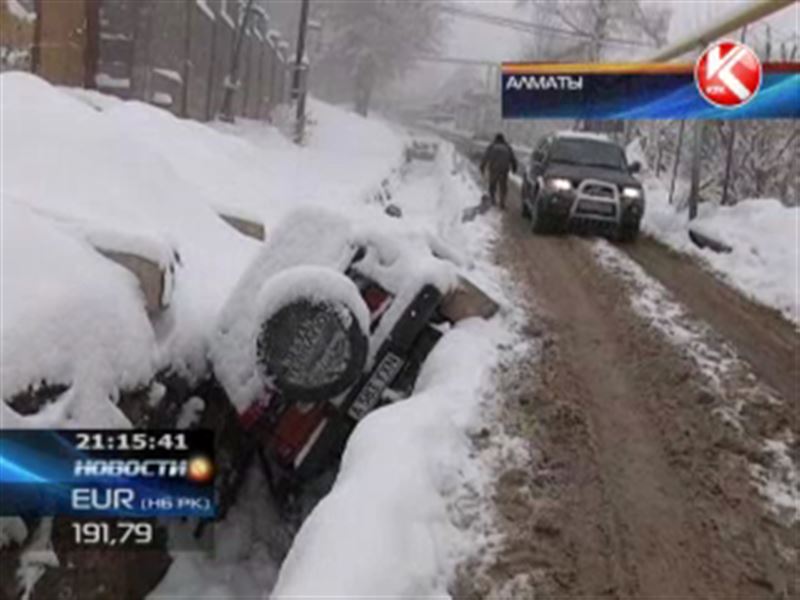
[0,430,216,518]
[502,63,800,120]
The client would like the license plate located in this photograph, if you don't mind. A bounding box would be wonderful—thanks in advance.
[578,200,615,216]
[348,352,405,420]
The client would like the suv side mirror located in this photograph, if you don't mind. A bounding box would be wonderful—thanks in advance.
[629,161,641,174]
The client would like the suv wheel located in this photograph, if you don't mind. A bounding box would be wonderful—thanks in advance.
[530,195,551,235]
[256,269,369,404]
[618,221,640,243]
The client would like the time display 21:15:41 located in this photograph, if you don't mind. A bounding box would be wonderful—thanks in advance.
[74,432,189,452]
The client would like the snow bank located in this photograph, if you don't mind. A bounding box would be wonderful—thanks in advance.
[641,176,800,325]
[1,72,407,424]
[1,202,157,428]
[273,320,505,598]
[212,99,407,221]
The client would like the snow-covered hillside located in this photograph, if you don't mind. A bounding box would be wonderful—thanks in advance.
[626,140,799,326]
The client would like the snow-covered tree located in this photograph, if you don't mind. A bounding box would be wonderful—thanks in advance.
[315,0,446,116]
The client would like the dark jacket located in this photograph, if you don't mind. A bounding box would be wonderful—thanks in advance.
[480,138,518,176]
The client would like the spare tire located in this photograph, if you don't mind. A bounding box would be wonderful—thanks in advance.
[256,280,368,405]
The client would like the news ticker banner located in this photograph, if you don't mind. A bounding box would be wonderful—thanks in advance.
[0,430,215,519]
[502,43,799,120]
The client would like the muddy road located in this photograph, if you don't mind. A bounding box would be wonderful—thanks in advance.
[459,187,799,599]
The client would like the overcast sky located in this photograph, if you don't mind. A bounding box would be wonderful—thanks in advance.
[393,0,798,104]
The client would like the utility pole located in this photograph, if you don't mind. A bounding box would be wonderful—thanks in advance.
[293,0,311,144]
[220,0,256,123]
[180,0,193,118]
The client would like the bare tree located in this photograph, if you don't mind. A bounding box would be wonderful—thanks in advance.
[517,0,670,61]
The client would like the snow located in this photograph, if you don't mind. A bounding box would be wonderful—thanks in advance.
[255,265,370,334]
[555,129,612,142]
[152,68,183,84]
[220,0,236,30]
[195,0,215,22]
[1,72,408,426]
[640,175,800,325]
[100,32,132,41]
[151,91,172,106]
[150,466,286,599]
[274,323,523,598]
[1,201,158,428]
[17,519,57,600]
[751,437,800,525]
[5,0,35,22]
[0,517,28,549]
[95,73,131,90]
[274,321,504,597]
[593,240,799,519]
[176,396,205,429]
[63,87,123,111]
[592,240,739,393]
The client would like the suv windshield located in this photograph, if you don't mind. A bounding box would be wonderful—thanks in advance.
[549,139,628,171]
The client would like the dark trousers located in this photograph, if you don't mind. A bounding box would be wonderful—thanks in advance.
[488,170,509,208]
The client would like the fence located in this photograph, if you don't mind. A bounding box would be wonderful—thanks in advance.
[0,0,293,122]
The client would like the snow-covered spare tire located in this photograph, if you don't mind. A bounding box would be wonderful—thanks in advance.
[255,267,369,404]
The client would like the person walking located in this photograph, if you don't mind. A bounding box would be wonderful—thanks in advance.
[480,133,518,209]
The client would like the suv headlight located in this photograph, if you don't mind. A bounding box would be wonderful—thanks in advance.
[546,177,573,192]
[622,186,643,200]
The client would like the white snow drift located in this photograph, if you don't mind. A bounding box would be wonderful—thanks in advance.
[631,147,799,326]
[1,72,405,425]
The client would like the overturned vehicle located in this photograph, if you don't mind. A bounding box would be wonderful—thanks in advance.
[208,209,498,514]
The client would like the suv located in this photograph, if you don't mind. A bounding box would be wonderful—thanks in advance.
[520,132,644,241]
[208,210,498,513]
